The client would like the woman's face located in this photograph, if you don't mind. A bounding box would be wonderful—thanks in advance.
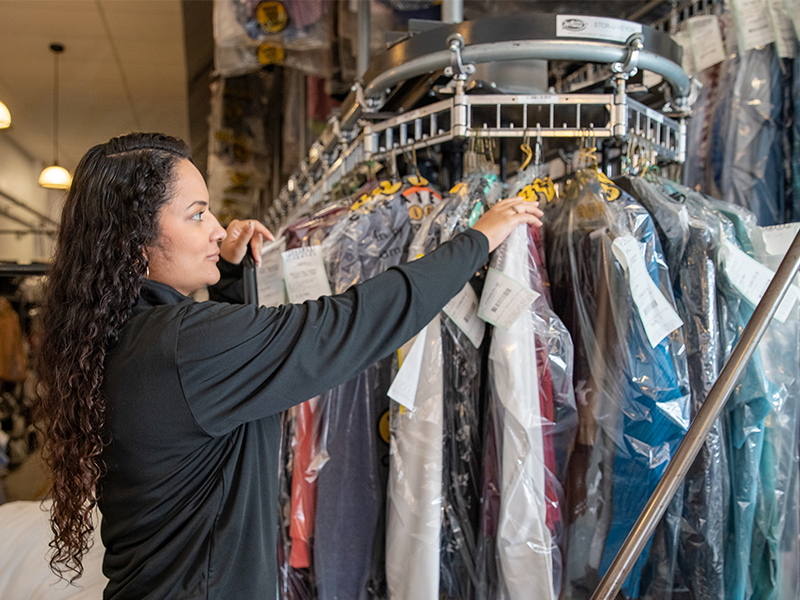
[146,158,227,296]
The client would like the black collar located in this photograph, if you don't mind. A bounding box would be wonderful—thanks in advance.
[136,279,192,309]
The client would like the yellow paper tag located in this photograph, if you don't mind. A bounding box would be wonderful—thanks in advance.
[519,177,556,203]
[350,193,370,212]
[407,175,429,187]
[449,182,466,195]
[257,1,289,33]
[596,171,621,202]
[378,410,390,444]
[379,180,402,196]
[257,43,285,65]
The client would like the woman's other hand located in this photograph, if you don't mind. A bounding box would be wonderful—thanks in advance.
[219,219,275,266]
[472,197,544,253]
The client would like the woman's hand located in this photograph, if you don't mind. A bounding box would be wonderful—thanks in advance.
[219,219,275,266]
[472,197,544,252]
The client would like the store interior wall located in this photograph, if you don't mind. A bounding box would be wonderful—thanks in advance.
[0,136,61,264]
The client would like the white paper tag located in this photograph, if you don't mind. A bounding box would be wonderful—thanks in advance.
[556,15,643,43]
[443,283,485,348]
[387,326,428,410]
[768,0,797,57]
[257,238,286,308]
[733,0,777,51]
[759,223,800,256]
[721,240,800,323]
[477,267,540,330]
[672,30,697,76]
[687,16,727,71]
[612,236,684,348]
[281,245,333,304]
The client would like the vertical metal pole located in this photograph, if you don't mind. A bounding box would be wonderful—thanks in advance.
[442,0,463,23]
[357,0,371,78]
[591,229,800,600]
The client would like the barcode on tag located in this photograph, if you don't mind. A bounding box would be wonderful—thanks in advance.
[477,267,540,331]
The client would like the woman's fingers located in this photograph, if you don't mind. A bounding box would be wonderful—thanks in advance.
[220,219,275,265]
[472,197,545,252]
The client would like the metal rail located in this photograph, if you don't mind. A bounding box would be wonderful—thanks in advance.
[591,227,800,600]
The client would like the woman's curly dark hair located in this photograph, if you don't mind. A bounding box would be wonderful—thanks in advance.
[35,132,191,581]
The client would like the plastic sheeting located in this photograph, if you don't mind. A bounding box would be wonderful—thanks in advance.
[487,219,577,600]
[386,175,485,600]
[544,168,690,599]
[711,45,786,226]
[619,176,728,600]
[214,0,332,77]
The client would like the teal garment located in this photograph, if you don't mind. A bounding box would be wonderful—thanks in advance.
[705,203,770,600]
[748,256,800,600]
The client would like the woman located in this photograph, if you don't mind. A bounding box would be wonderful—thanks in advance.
[35,132,543,599]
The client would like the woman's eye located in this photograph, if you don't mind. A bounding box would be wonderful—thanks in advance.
[192,211,204,221]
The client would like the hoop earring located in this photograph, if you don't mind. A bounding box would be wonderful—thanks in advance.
[146,266,150,279]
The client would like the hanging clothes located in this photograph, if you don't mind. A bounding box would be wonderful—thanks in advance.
[545,168,690,599]
[386,174,485,600]
[487,217,577,600]
[616,175,728,600]
[693,200,771,600]
[0,298,26,383]
[314,178,442,600]
[720,217,800,600]
[711,45,786,226]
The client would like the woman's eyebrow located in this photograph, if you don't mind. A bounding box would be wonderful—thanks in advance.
[186,200,208,211]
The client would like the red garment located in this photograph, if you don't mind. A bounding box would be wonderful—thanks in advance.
[289,399,319,569]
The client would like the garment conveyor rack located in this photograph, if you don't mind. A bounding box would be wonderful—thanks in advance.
[266,13,694,231]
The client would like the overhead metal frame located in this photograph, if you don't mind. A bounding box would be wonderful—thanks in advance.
[267,14,690,231]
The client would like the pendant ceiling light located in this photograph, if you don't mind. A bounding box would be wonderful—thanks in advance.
[0,101,10,129]
[39,43,71,190]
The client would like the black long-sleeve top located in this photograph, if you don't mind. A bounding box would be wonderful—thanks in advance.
[97,229,489,600]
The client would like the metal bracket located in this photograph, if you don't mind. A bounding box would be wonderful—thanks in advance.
[352,81,384,113]
[443,33,476,80]
[611,33,644,78]
[662,75,702,118]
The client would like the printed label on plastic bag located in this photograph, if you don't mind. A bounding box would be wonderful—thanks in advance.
[477,267,540,330]
[443,282,485,348]
[732,0,776,51]
[387,326,428,411]
[556,14,642,43]
[257,238,286,308]
[281,245,332,304]
[687,16,727,71]
[612,235,684,348]
[721,240,800,323]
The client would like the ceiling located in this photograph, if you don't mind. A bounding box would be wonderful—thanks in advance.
[0,0,191,174]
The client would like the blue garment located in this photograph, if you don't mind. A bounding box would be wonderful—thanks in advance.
[544,170,690,599]
[620,176,728,600]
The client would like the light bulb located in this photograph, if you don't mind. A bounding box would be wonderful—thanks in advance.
[39,165,72,189]
[0,101,10,129]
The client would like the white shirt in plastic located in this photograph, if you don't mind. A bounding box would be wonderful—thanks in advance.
[386,314,443,600]
[491,225,555,600]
